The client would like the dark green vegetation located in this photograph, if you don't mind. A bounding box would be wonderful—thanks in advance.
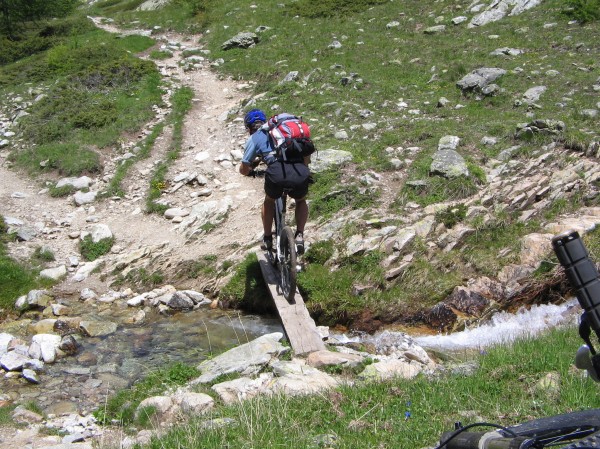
[94,362,199,426]
[0,216,52,317]
[146,86,194,214]
[79,235,115,261]
[109,327,600,448]
[1,12,162,177]
[0,0,79,40]
[563,0,600,23]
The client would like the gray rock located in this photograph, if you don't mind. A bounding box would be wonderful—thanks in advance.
[456,68,506,93]
[164,208,190,219]
[0,351,30,371]
[80,321,118,337]
[280,71,299,84]
[522,86,547,104]
[469,0,543,27]
[56,176,92,190]
[430,150,469,178]
[89,224,113,242]
[490,47,523,56]
[497,145,521,161]
[0,333,14,355]
[22,368,40,384]
[30,334,61,363]
[16,226,37,241]
[193,333,286,383]
[310,149,353,173]
[438,135,460,151]
[40,265,67,280]
[306,350,365,368]
[221,32,259,50]
[74,190,97,206]
[424,25,446,34]
[452,16,468,25]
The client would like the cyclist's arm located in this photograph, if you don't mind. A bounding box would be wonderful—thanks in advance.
[240,136,259,176]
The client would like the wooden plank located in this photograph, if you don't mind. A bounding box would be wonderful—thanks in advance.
[257,251,326,356]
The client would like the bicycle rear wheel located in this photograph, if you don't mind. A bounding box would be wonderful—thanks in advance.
[279,226,297,302]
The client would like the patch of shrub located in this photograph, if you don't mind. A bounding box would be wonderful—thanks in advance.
[305,240,335,265]
[220,253,271,312]
[79,235,114,261]
[94,362,199,426]
[435,204,468,229]
[12,143,102,176]
[563,0,600,23]
[289,0,389,18]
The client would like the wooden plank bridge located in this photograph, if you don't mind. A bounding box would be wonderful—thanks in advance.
[257,251,325,356]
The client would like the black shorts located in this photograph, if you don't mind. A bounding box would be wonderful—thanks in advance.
[264,160,310,199]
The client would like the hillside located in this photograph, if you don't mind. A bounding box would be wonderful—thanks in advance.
[1,0,599,327]
[0,0,599,446]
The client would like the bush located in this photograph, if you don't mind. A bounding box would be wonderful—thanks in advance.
[93,362,199,426]
[290,0,389,18]
[12,143,102,176]
[563,0,600,23]
[79,235,114,261]
[435,204,468,229]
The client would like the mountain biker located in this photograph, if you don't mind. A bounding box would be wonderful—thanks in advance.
[238,108,311,254]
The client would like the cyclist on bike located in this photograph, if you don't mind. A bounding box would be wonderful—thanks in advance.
[238,108,311,254]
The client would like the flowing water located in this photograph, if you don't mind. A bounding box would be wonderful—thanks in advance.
[412,299,581,354]
[2,297,583,415]
[2,305,283,415]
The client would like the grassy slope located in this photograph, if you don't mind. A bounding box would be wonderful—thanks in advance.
[112,327,600,448]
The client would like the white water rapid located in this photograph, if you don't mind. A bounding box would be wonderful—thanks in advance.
[413,299,581,353]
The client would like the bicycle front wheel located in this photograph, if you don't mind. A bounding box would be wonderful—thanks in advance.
[279,226,297,302]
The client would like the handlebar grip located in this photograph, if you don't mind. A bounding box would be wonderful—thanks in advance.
[551,230,600,338]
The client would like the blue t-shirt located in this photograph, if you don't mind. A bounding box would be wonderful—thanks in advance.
[242,130,276,165]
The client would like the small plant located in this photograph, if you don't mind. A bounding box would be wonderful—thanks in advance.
[305,240,335,265]
[111,267,164,288]
[79,235,114,261]
[435,204,468,229]
[48,184,77,197]
[94,362,199,426]
[32,246,55,263]
[149,50,172,60]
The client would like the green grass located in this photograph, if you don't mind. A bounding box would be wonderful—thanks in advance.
[94,362,199,426]
[0,216,51,317]
[1,15,162,177]
[219,253,273,314]
[127,327,600,449]
[79,235,115,261]
[146,86,194,213]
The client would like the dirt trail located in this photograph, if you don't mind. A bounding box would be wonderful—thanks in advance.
[0,20,267,295]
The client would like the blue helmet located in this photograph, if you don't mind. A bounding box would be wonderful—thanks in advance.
[244,109,267,129]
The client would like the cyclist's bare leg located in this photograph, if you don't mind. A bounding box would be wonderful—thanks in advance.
[262,195,276,236]
[294,197,308,234]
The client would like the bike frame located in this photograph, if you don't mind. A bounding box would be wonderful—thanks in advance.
[271,194,285,260]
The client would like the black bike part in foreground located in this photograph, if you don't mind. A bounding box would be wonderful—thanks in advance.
[279,226,297,302]
[437,409,600,449]
[552,230,600,381]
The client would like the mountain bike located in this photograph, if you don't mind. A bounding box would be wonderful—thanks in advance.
[434,230,600,449]
[267,190,297,302]
[250,168,298,302]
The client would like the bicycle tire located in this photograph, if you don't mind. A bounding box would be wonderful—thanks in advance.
[279,226,297,302]
[438,409,600,449]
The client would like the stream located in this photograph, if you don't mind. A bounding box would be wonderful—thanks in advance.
[0,298,582,416]
[1,305,283,416]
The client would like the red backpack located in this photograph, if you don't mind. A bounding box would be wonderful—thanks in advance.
[265,113,316,162]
